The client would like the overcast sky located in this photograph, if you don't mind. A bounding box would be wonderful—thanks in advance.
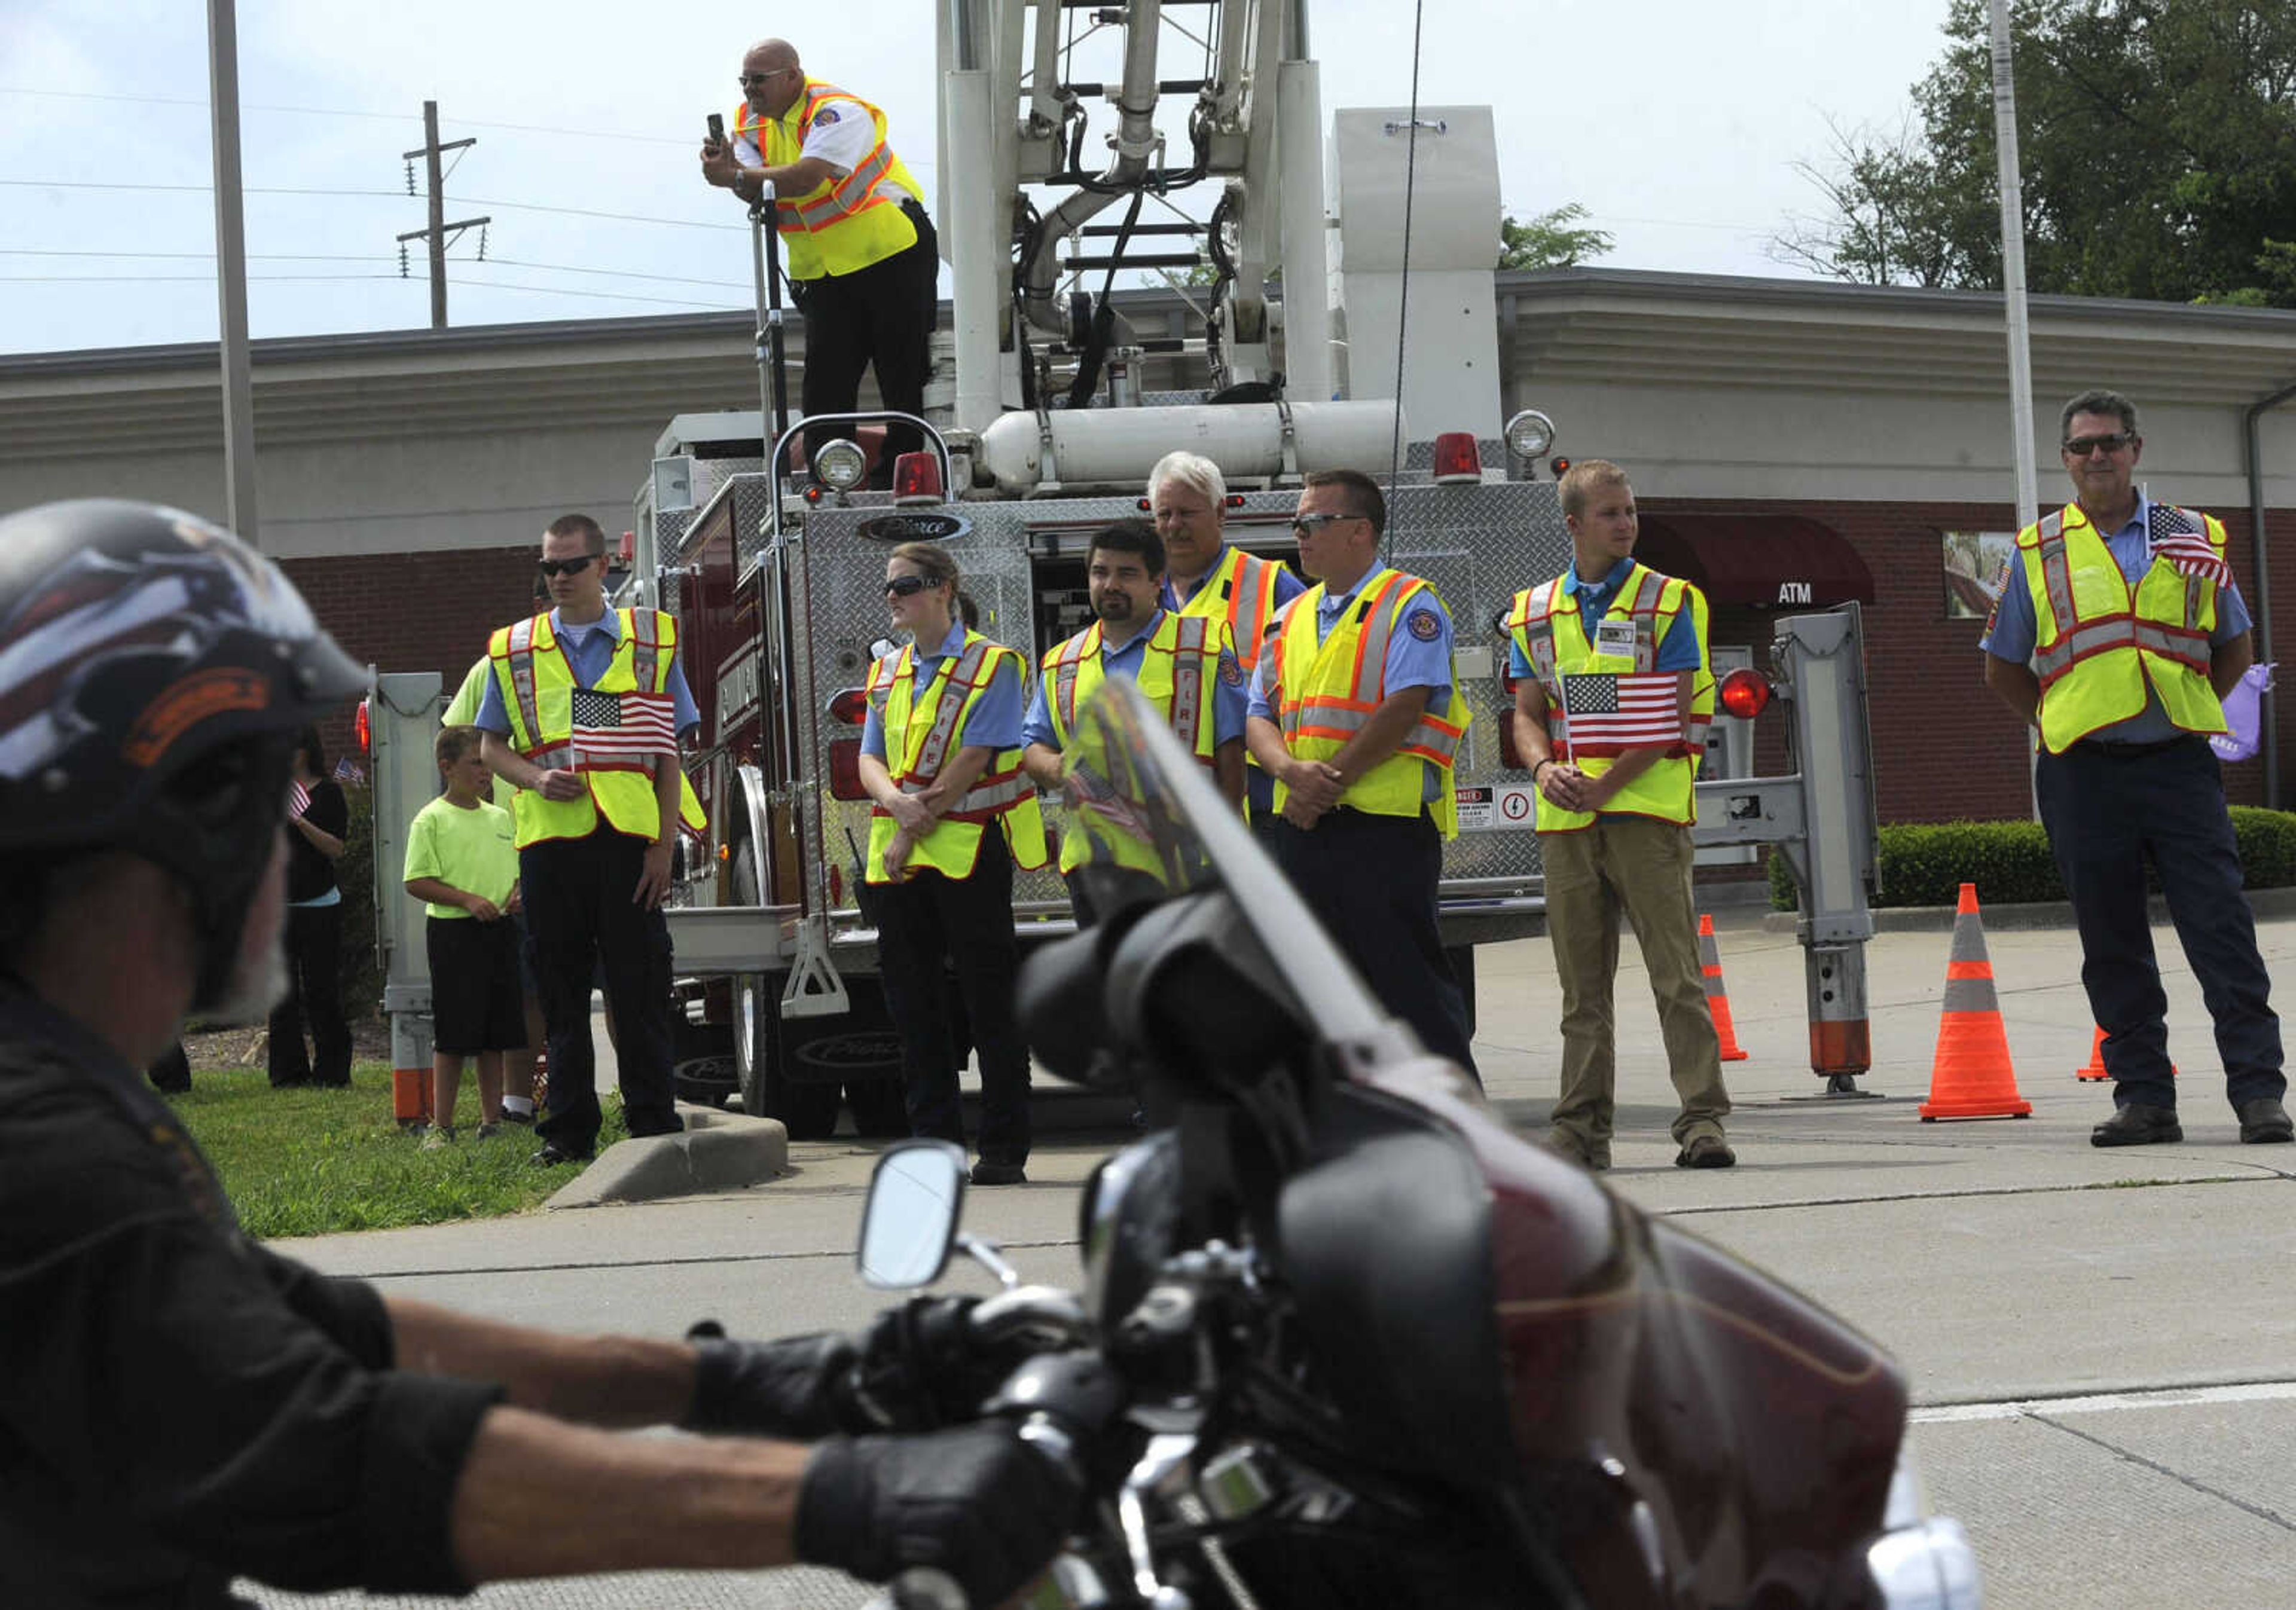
[1,0,1958,358]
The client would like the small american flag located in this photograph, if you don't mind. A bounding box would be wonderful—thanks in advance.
[1558,671,1683,758]
[2149,503,2233,588]
[334,756,365,786]
[570,687,678,762]
[286,778,310,818]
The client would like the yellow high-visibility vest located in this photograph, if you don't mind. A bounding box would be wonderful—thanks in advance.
[1039,610,1230,873]
[1506,563,1714,833]
[2017,500,2229,753]
[1266,568,1469,836]
[487,609,707,850]
[1174,543,1289,673]
[863,630,1049,884]
[733,80,926,280]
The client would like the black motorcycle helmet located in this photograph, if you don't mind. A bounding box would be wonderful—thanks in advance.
[0,499,367,1010]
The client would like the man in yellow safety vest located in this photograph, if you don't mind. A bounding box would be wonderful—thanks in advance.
[1149,451,1306,830]
[1509,459,1730,1172]
[476,514,707,1167]
[700,38,936,487]
[1982,388,2288,1149]
[1244,468,1477,1080]
[1022,518,1245,926]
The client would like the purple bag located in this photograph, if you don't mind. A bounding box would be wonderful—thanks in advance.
[2211,662,2274,762]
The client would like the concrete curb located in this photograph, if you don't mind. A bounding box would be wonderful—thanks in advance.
[546,1107,790,1208]
[1759,881,2296,935]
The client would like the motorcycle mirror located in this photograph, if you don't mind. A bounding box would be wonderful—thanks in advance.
[856,1139,968,1290]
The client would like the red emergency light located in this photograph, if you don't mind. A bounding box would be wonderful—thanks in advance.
[893,452,944,506]
[1719,667,1772,720]
[1549,456,1572,478]
[826,687,869,726]
[354,698,371,756]
[827,738,866,800]
[619,530,635,564]
[1430,433,1482,485]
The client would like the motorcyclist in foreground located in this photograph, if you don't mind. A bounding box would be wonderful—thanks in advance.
[0,500,1070,1608]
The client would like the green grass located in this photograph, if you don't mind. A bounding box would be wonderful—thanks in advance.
[170,1062,628,1239]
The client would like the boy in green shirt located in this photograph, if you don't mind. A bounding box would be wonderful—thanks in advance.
[402,726,523,1145]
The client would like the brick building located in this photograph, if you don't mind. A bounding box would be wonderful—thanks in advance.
[3,267,2294,817]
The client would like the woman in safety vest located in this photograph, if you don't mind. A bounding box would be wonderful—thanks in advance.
[857,543,1048,1185]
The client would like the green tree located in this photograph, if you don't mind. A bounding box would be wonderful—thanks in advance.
[1781,0,2296,306]
[1499,203,1615,270]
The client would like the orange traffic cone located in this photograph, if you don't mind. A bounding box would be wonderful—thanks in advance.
[1699,914,1751,1062]
[1919,884,2032,1120]
[2074,1025,2175,1082]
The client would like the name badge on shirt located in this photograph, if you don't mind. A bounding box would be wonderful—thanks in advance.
[1595,618,1638,658]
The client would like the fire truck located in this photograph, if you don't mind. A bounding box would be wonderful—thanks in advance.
[370,0,1884,1137]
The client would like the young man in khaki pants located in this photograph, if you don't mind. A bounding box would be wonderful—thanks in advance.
[1506,460,1732,1170]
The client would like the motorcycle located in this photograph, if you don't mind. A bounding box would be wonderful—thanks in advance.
[852,681,1980,1609]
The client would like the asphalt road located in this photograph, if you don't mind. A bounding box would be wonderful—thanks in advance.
[243,905,2296,1608]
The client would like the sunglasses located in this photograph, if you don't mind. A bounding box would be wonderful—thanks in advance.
[536,555,597,578]
[1289,512,1359,536]
[739,68,794,87]
[2063,433,2135,457]
[884,574,939,598]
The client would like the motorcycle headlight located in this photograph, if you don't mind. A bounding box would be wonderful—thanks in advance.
[1866,1440,1982,1609]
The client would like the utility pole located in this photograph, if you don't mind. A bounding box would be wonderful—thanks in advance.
[398,101,488,329]
[206,0,258,545]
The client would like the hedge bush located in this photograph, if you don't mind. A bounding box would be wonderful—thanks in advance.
[335,781,381,1021]
[1767,806,2296,912]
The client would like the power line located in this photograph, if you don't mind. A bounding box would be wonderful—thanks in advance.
[0,248,389,262]
[0,176,748,232]
[0,270,733,310]
[0,84,695,146]
[480,256,749,291]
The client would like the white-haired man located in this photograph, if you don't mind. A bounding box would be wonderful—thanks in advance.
[1148,451,1305,826]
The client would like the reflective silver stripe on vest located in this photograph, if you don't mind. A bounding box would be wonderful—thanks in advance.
[908,639,994,785]
[949,765,1029,816]
[1626,570,1661,672]
[1050,631,1092,738]
[1292,701,1369,737]
[506,616,544,753]
[1401,714,1464,764]
[1170,615,1208,751]
[628,607,660,694]
[795,138,898,228]
[2132,621,2209,669]
[1348,572,1412,705]
[2031,616,2135,683]
[2034,510,2078,642]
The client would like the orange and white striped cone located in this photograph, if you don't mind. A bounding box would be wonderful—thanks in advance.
[2074,1024,2175,1082]
[1919,883,2032,1121]
[1698,914,1751,1062]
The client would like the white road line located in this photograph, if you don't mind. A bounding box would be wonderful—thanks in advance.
[1913,1379,2296,1423]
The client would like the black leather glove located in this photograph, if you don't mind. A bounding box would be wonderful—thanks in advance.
[795,1421,1080,1603]
[684,1324,862,1440]
[685,1297,990,1439]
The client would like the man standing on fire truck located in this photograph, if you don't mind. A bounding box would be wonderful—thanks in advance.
[1021,518,1245,926]
[477,515,707,1167]
[1245,469,1477,1080]
[1149,451,1305,829]
[700,38,935,488]
[1508,460,1732,1173]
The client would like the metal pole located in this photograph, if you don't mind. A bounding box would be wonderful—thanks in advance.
[749,186,790,474]
[1989,0,2039,529]
[205,0,257,545]
[424,100,447,329]
[2245,379,2296,808]
[1989,0,2041,818]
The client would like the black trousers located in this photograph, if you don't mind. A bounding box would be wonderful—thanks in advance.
[798,203,938,485]
[269,902,350,1087]
[1269,809,1479,1080]
[2037,735,2285,1112]
[873,836,1031,1164]
[520,831,681,1151]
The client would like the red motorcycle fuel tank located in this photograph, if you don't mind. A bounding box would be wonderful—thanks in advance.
[1366,1058,1910,1610]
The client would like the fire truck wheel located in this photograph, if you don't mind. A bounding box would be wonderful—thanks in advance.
[845,1076,909,1139]
[732,970,843,1140]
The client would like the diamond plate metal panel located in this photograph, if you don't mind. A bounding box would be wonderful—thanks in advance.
[751,478,1574,933]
